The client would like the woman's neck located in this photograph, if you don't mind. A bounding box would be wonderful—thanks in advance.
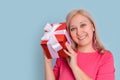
[77,45,95,53]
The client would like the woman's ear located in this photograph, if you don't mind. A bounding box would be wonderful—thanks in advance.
[91,23,95,32]
[93,27,95,32]
[92,25,95,32]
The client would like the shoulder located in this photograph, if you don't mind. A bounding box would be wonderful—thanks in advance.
[56,57,66,62]
[99,50,114,65]
[55,58,67,65]
[100,50,114,58]
[96,50,115,78]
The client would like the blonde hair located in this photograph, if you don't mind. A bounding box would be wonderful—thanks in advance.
[66,9,106,53]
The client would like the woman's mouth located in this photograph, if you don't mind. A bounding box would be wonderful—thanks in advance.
[78,35,87,40]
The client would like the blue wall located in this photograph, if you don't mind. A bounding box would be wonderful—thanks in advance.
[0,0,120,80]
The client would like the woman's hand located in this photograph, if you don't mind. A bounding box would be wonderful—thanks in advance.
[43,55,55,80]
[64,42,92,80]
[64,42,78,69]
[44,55,52,64]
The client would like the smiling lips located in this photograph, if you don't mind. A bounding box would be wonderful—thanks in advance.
[77,34,87,40]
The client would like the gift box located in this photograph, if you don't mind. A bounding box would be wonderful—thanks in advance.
[40,22,71,59]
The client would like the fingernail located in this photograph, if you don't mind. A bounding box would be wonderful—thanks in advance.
[66,42,68,45]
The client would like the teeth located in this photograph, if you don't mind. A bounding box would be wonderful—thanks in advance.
[78,35,87,40]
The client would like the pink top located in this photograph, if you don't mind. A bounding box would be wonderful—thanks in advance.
[53,51,115,80]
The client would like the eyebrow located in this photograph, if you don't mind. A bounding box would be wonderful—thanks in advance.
[79,20,87,24]
[70,25,75,28]
[70,20,87,28]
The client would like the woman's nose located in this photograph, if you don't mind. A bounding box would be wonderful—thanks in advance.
[76,28,82,36]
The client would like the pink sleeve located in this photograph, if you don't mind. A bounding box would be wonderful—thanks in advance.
[96,51,115,80]
[53,58,61,80]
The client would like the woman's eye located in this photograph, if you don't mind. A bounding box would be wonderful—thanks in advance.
[70,28,76,31]
[80,24,86,27]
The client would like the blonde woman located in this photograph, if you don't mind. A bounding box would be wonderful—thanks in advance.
[44,9,115,80]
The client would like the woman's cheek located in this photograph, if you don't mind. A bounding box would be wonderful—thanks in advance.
[70,32,77,40]
[71,35,77,41]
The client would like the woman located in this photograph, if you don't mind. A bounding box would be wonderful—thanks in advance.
[44,9,115,80]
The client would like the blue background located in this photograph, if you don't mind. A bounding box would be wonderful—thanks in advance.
[0,0,120,80]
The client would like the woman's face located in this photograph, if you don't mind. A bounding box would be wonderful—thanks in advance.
[69,14,95,48]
